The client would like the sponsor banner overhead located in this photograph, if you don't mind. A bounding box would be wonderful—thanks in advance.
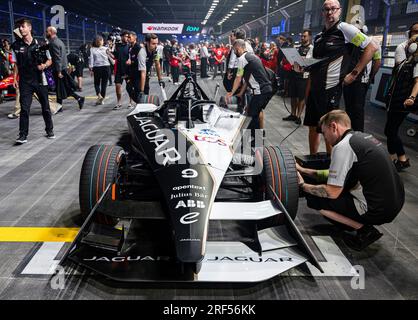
[143,23,184,34]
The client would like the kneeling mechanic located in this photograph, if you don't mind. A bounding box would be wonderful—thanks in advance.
[297,110,405,251]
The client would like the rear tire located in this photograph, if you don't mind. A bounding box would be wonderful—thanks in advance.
[262,146,299,219]
[79,145,125,225]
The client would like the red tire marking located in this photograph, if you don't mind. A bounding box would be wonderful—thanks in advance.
[272,147,283,201]
[103,146,115,193]
[96,146,109,202]
[265,147,275,193]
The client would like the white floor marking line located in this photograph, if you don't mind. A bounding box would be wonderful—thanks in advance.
[19,236,356,278]
[305,236,357,277]
[21,242,66,275]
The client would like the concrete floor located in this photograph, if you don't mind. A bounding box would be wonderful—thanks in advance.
[0,72,417,300]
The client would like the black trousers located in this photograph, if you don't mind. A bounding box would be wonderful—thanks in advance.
[163,60,170,76]
[191,60,197,81]
[384,110,409,157]
[126,73,140,103]
[212,63,223,79]
[93,66,110,98]
[144,76,150,95]
[108,65,113,85]
[248,93,273,130]
[200,58,208,78]
[343,81,368,132]
[19,82,53,137]
[171,66,180,83]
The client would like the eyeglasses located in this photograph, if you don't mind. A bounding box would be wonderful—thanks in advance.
[322,7,340,13]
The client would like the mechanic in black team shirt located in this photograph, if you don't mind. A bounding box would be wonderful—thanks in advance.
[304,0,378,155]
[12,18,54,145]
[297,110,405,251]
[227,39,273,131]
[137,33,164,99]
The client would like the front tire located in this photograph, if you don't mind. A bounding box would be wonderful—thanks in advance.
[262,146,299,219]
[79,145,125,225]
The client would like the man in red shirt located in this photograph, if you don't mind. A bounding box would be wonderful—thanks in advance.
[212,44,225,80]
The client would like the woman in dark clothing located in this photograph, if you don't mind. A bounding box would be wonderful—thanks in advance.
[384,36,418,172]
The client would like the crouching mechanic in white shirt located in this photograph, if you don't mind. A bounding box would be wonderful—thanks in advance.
[297,110,405,251]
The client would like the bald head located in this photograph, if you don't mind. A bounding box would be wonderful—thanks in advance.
[233,39,247,57]
[46,26,57,39]
[48,26,57,33]
[324,0,340,6]
[322,0,342,29]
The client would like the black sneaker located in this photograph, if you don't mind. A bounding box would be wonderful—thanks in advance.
[295,117,302,125]
[343,225,383,251]
[46,131,56,139]
[393,159,410,172]
[78,97,85,110]
[283,115,297,121]
[16,135,27,145]
[113,104,123,110]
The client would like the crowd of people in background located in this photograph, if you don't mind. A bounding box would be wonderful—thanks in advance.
[0,5,417,176]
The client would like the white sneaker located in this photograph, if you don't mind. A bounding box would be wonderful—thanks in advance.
[8,113,19,119]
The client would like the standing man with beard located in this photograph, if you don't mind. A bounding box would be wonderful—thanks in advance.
[137,33,164,98]
[46,26,85,111]
[303,0,378,155]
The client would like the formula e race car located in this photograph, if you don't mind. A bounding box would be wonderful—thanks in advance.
[61,75,322,282]
[0,75,16,103]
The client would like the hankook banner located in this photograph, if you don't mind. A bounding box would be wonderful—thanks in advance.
[142,23,184,34]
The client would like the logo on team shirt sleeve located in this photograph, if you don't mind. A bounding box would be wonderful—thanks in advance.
[351,32,367,47]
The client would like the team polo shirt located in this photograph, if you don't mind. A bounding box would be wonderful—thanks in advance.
[237,52,272,95]
[311,21,372,91]
[328,131,404,215]
[138,45,159,74]
[12,38,51,86]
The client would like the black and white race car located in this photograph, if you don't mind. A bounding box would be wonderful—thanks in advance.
[61,75,322,282]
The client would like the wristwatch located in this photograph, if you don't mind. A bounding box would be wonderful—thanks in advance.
[408,96,416,101]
